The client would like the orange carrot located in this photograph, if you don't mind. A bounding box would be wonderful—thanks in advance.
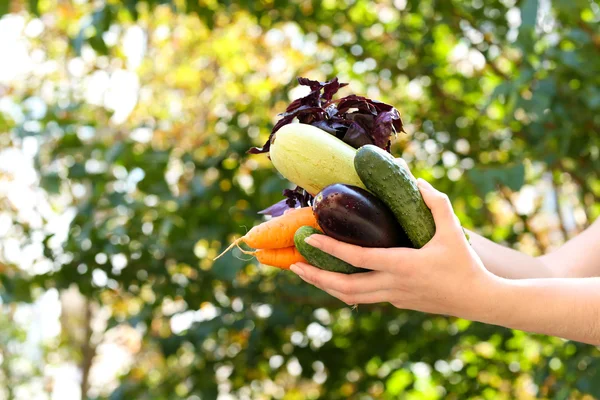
[214,207,319,260]
[247,246,307,270]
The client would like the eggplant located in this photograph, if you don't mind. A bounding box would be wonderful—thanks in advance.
[312,183,413,248]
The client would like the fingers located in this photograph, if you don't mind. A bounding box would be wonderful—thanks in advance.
[416,178,461,234]
[290,263,393,305]
[290,262,392,294]
[303,234,415,271]
[324,288,393,306]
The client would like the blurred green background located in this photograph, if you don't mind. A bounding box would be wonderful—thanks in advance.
[1,0,599,399]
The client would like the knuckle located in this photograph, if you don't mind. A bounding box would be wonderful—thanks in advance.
[351,248,373,267]
[437,192,450,203]
[337,279,356,295]
[341,294,355,305]
[435,194,451,208]
[391,301,404,309]
[308,273,321,287]
[397,263,414,279]
[318,241,334,255]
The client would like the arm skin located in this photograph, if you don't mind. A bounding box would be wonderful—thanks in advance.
[484,277,600,345]
[289,179,600,345]
[466,218,600,279]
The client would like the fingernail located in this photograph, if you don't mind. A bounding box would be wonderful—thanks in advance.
[304,234,322,248]
[290,264,305,277]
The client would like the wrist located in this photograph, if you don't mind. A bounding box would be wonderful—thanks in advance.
[464,272,517,326]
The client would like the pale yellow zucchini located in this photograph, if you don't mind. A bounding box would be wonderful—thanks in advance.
[269,123,366,195]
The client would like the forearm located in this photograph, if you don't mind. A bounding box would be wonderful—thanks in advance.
[474,277,600,345]
[466,230,555,279]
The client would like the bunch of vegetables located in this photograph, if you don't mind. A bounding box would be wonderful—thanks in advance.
[216,77,436,273]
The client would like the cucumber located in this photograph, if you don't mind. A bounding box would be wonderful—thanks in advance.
[294,226,368,274]
[354,145,436,248]
[269,123,367,195]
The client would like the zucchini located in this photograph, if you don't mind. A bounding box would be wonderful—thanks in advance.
[354,145,436,248]
[269,123,367,195]
[294,226,367,274]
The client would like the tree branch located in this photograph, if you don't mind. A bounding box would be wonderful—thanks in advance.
[577,20,600,52]
[559,160,599,203]
[80,299,96,400]
[550,172,570,242]
[497,185,546,253]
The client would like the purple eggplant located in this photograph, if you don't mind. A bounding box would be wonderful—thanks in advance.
[312,184,413,248]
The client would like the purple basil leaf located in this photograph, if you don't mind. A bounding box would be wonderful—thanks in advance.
[310,120,348,136]
[247,143,269,154]
[346,113,375,130]
[372,110,401,148]
[297,77,323,91]
[296,109,327,125]
[283,186,312,208]
[335,95,378,114]
[322,77,348,102]
[278,105,323,118]
[258,199,292,217]
[342,121,374,148]
[259,185,314,217]
[325,104,339,118]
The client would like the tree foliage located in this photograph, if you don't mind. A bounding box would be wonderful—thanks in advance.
[0,0,599,399]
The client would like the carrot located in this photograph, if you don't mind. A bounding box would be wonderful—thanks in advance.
[244,246,307,270]
[214,207,319,260]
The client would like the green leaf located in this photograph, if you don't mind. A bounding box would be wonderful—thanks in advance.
[520,0,538,29]
[515,67,535,87]
[159,335,184,358]
[56,132,83,151]
[69,162,87,179]
[0,276,33,303]
[89,33,109,55]
[124,0,139,20]
[28,0,39,16]
[560,51,581,70]
[484,82,512,109]
[517,0,538,51]
[467,164,525,195]
[0,1,8,17]
[210,250,244,281]
[386,369,413,395]
[40,172,61,194]
[554,0,589,17]
[106,142,126,163]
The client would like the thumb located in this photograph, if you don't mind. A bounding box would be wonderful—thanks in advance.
[416,178,461,234]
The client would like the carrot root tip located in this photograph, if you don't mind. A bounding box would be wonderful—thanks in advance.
[213,238,242,261]
[234,241,256,256]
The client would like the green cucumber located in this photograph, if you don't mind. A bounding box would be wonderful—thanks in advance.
[294,226,367,274]
[354,145,436,248]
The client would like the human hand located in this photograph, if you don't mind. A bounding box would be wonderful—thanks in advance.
[289,178,501,320]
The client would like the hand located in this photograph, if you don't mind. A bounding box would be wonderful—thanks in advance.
[290,179,501,320]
